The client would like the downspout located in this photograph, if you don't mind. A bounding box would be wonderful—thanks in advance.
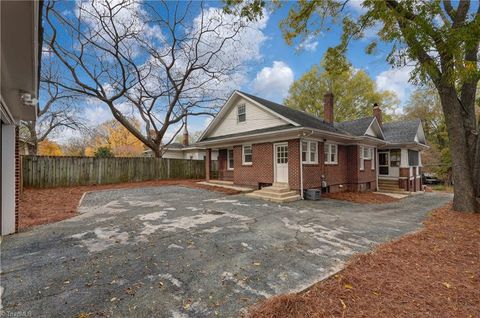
[299,137,304,199]
[375,148,379,191]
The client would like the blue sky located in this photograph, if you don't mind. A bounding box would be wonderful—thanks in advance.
[181,1,415,135]
[48,0,415,142]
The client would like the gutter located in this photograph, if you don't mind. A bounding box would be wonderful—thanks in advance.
[299,137,304,199]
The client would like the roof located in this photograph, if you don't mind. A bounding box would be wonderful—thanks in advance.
[335,117,375,136]
[201,124,295,142]
[382,119,422,144]
[200,91,424,146]
[238,91,345,134]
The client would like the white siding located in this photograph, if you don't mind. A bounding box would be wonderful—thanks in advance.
[209,99,287,138]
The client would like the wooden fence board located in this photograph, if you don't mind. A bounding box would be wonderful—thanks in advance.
[21,156,206,188]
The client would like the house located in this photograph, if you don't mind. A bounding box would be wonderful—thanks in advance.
[1,1,41,235]
[144,125,218,161]
[196,91,427,200]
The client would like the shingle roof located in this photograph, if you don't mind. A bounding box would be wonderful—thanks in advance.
[238,91,345,134]
[200,91,423,145]
[382,119,421,144]
[334,117,375,136]
[201,124,296,142]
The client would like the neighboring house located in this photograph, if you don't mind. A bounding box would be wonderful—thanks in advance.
[144,127,219,161]
[1,1,41,234]
[196,91,427,196]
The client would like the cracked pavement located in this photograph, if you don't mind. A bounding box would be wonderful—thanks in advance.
[0,186,452,317]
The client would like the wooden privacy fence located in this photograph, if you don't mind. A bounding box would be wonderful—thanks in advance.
[22,156,206,188]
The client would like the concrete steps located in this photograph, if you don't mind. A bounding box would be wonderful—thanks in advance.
[246,185,300,203]
[378,179,406,193]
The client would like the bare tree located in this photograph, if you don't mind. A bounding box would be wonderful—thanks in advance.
[21,52,84,154]
[44,0,256,157]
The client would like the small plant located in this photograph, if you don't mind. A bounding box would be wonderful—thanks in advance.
[94,147,114,158]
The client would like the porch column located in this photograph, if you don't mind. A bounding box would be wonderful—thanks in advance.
[1,124,16,235]
[205,148,211,181]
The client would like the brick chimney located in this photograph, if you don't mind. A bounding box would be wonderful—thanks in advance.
[183,116,189,147]
[373,103,382,127]
[323,92,334,124]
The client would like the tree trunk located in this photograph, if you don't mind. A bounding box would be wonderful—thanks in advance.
[438,87,479,212]
[27,142,38,155]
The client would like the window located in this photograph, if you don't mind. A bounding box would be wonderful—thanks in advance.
[363,147,371,159]
[408,150,419,166]
[390,150,401,167]
[237,104,246,123]
[360,147,365,170]
[242,145,252,165]
[371,148,375,170]
[360,146,375,171]
[276,145,288,164]
[227,149,234,170]
[324,143,337,164]
[302,140,318,164]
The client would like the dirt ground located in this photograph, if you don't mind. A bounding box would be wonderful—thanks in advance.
[18,179,239,230]
[323,191,399,204]
[247,203,480,318]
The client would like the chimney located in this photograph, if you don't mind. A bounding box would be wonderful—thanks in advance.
[183,115,189,147]
[323,92,334,124]
[373,103,382,127]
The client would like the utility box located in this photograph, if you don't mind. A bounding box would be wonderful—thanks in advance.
[304,189,321,200]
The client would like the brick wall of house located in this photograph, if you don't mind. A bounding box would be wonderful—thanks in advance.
[213,139,379,193]
[15,126,20,232]
[347,146,377,191]
[233,143,274,188]
[302,140,323,189]
[324,144,349,192]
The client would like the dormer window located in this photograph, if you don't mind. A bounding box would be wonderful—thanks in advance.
[237,104,246,123]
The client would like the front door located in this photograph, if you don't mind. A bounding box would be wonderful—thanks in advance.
[378,152,389,175]
[274,143,288,183]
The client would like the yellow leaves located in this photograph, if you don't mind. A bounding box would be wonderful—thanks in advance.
[38,139,63,156]
[344,283,353,289]
[442,282,451,289]
[90,119,145,157]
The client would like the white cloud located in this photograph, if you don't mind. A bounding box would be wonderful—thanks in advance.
[348,0,366,14]
[252,61,294,102]
[296,35,319,52]
[375,65,415,105]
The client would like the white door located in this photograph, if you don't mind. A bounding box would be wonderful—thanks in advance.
[274,143,288,183]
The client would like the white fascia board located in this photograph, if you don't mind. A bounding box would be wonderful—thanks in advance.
[365,117,386,140]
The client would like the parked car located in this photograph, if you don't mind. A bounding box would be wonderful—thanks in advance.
[422,173,442,185]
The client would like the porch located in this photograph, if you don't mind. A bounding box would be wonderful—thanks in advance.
[378,148,422,192]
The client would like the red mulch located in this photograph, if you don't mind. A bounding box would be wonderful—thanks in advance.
[247,203,480,318]
[18,179,239,230]
[323,191,399,204]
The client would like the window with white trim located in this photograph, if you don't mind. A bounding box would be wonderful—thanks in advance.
[242,145,252,165]
[360,146,374,171]
[227,149,234,170]
[302,140,318,164]
[324,143,337,164]
[237,104,246,123]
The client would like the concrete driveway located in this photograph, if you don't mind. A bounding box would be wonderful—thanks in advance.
[1,186,452,318]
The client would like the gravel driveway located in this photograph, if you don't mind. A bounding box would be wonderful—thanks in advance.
[0,186,452,317]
